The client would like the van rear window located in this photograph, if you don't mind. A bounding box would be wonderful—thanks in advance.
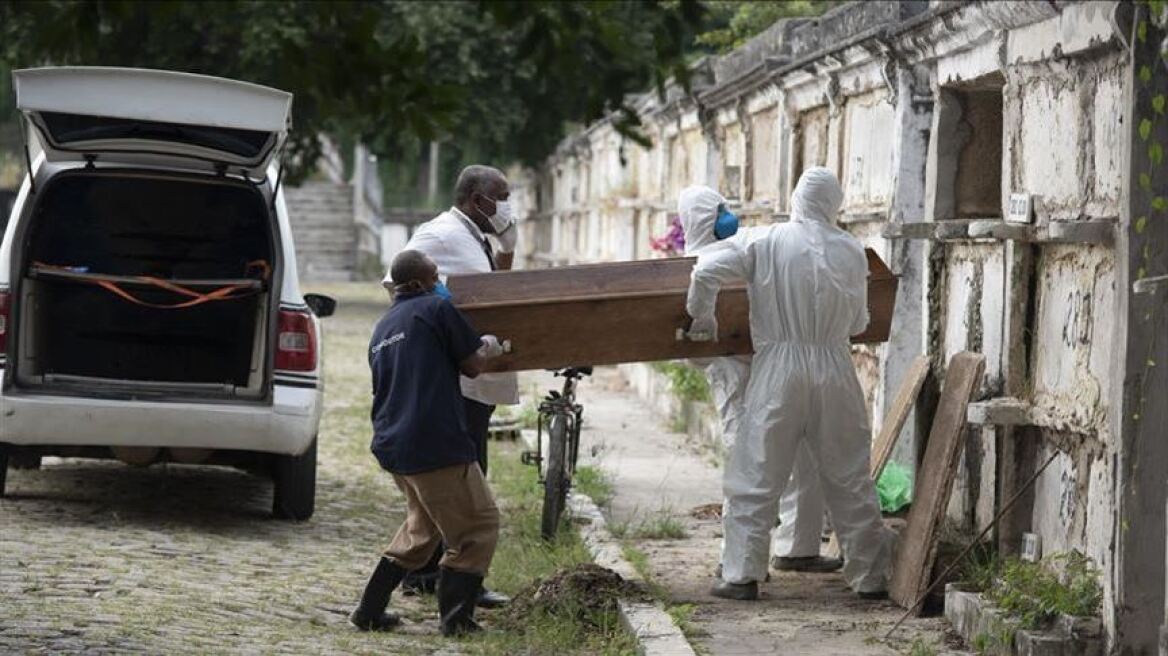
[39,112,272,158]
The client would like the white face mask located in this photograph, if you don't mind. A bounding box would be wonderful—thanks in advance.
[479,196,514,233]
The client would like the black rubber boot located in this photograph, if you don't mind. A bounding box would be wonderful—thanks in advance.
[349,557,408,631]
[710,579,759,601]
[401,545,442,595]
[438,568,484,636]
[477,587,511,608]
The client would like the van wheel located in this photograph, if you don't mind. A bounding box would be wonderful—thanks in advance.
[0,444,10,497]
[10,451,41,470]
[273,438,317,521]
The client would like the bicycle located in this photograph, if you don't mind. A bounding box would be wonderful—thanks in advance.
[521,366,592,540]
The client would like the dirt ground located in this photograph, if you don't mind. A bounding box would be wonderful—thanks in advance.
[561,367,968,656]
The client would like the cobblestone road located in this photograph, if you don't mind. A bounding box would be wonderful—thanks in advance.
[0,285,450,655]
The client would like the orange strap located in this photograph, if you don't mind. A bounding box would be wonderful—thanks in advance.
[93,278,256,309]
[34,260,271,310]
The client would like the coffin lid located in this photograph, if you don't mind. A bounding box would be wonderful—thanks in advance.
[448,248,893,308]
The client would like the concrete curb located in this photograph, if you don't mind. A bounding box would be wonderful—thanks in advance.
[568,493,698,656]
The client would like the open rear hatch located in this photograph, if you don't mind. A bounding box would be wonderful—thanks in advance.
[14,67,292,179]
[14,172,277,400]
[8,68,292,400]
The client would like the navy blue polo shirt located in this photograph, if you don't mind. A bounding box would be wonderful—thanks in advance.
[368,291,483,474]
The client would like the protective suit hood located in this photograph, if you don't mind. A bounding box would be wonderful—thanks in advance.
[678,185,726,254]
[790,167,843,226]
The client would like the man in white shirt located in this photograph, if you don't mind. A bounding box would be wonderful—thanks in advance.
[382,165,519,608]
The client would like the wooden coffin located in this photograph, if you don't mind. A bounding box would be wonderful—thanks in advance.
[448,248,897,373]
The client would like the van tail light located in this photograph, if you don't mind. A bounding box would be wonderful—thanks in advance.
[0,291,9,354]
[275,309,317,371]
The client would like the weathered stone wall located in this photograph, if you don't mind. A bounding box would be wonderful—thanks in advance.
[511,1,1149,648]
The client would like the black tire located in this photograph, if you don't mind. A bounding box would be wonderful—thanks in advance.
[10,451,41,470]
[0,444,9,498]
[273,438,317,521]
[541,415,570,540]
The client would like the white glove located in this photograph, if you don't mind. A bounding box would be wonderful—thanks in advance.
[686,315,718,342]
[478,334,506,358]
[495,221,519,253]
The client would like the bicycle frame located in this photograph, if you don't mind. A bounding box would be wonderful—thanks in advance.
[533,374,584,485]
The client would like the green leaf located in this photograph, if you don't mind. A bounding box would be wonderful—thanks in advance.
[1141,65,1154,84]
[1155,197,1168,211]
[1155,95,1167,115]
[1136,215,1149,233]
[1141,172,1153,190]
[1138,20,1148,44]
[1152,142,1165,166]
[1138,267,1148,280]
[1140,118,1154,141]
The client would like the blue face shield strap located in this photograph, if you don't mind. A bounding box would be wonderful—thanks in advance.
[714,205,739,240]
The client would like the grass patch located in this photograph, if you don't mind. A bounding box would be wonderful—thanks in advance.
[621,544,652,580]
[666,602,704,639]
[905,637,940,656]
[985,551,1102,629]
[573,466,614,508]
[971,626,1015,655]
[494,400,540,431]
[959,549,1102,631]
[609,509,688,540]
[651,361,712,403]
[469,444,638,655]
[956,542,1001,592]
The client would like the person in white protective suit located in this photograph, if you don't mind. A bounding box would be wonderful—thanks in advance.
[685,167,894,601]
[676,186,842,575]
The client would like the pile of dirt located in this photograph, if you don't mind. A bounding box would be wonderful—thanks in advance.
[690,502,722,519]
[501,564,651,629]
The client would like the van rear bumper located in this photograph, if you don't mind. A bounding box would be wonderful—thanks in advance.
[0,373,321,456]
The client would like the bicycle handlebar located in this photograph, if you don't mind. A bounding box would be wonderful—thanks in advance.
[552,366,593,379]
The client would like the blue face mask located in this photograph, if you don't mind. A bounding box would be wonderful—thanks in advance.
[714,206,739,240]
[432,281,453,300]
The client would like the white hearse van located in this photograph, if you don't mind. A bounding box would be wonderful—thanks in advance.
[0,67,334,520]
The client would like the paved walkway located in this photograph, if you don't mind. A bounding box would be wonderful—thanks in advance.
[556,366,962,656]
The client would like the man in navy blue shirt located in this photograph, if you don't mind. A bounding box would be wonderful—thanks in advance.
[350,250,505,637]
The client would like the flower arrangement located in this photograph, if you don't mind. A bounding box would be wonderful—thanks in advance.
[649,215,685,256]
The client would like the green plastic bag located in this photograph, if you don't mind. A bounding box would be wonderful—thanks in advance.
[876,461,913,513]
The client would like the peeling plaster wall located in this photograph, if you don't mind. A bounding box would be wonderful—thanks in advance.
[1032,245,1117,435]
[842,91,897,213]
[911,3,1127,584]
[798,107,831,174]
[1007,52,1126,221]
[750,106,782,204]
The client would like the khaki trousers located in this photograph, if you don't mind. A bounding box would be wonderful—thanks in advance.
[384,462,500,575]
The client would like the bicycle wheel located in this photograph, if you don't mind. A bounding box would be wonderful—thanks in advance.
[541,413,570,540]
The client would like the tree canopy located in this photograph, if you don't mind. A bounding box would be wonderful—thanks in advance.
[0,0,704,184]
[693,1,838,54]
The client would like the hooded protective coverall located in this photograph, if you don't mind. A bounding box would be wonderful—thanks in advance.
[686,168,893,593]
[677,186,827,562]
